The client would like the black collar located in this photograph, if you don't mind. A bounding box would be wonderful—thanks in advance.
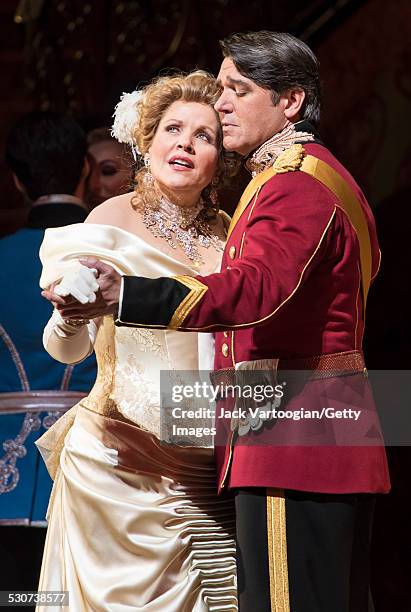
[27,202,88,229]
[294,119,323,145]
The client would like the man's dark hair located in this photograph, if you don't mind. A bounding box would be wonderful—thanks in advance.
[220,31,321,125]
[5,111,87,201]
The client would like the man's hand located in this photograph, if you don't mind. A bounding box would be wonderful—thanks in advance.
[41,284,68,308]
[54,263,99,304]
[46,259,122,320]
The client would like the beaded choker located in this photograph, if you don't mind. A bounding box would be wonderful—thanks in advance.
[142,197,223,266]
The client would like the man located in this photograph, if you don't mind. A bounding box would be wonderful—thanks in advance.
[51,33,389,611]
[0,112,96,591]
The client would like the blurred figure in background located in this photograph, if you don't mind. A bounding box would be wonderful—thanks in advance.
[0,124,134,235]
[0,111,97,594]
[86,126,133,209]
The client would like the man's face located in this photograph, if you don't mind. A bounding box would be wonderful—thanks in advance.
[215,57,289,156]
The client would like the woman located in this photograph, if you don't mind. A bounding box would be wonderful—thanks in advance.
[36,72,237,611]
[86,127,133,209]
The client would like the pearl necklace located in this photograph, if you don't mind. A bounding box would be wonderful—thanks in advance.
[142,197,224,266]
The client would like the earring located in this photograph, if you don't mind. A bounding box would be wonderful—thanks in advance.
[143,153,154,184]
[209,175,219,206]
[201,179,219,218]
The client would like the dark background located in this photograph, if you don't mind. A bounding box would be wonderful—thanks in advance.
[1,1,410,609]
[1,0,411,212]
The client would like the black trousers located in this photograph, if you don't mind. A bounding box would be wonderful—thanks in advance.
[235,488,375,612]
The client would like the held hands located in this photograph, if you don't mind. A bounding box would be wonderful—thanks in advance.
[41,258,122,319]
[54,262,99,304]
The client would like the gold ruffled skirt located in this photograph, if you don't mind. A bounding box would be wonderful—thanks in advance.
[36,406,237,611]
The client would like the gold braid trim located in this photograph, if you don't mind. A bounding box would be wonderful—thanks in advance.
[169,276,208,329]
[300,154,372,315]
[267,489,290,612]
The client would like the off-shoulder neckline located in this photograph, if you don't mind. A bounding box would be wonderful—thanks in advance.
[47,222,218,274]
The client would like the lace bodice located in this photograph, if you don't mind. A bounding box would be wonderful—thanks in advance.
[78,316,201,436]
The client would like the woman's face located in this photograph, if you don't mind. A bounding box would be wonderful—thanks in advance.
[149,100,220,206]
[87,139,131,208]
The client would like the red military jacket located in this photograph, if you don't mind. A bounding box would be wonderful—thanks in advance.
[118,141,390,495]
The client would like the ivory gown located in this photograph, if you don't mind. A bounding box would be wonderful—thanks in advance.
[35,223,238,612]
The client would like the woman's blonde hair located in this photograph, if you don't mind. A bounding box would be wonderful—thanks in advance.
[132,70,223,213]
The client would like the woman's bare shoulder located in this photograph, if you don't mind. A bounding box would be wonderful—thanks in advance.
[85,192,134,225]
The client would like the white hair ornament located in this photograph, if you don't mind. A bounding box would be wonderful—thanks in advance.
[111,90,144,160]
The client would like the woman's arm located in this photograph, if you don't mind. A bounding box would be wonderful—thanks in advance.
[43,309,99,365]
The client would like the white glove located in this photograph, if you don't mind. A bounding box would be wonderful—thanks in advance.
[54,262,99,304]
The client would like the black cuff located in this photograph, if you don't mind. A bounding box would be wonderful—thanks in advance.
[116,276,190,327]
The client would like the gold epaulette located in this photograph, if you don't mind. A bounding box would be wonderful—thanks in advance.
[271,143,305,174]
